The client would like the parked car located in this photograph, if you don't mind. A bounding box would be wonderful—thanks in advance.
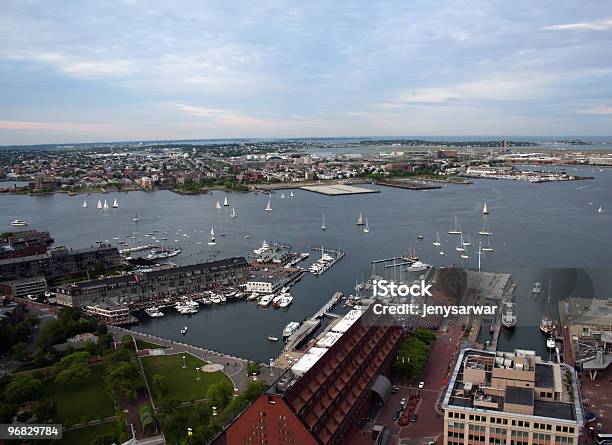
[393,409,401,421]
[400,397,407,408]
[411,413,418,422]
[391,385,400,393]
[418,381,425,389]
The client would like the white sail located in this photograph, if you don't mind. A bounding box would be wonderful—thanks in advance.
[112,198,118,208]
[433,232,441,246]
[289,191,294,198]
[223,196,229,206]
[215,200,221,209]
[356,212,364,225]
[448,216,462,234]
[281,193,285,199]
[265,199,272,211]
[231,207,237,218]
[82,200,87,208]
[321,212,326,230]
[97,199,102,209]
[363,217,369,233]
[103,199,109,209]
[598,206,603,213]
[208,226,216,245]
[483,202,489,215]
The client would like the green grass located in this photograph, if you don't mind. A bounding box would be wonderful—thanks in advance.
[135,338,169,350]
[141,353,232,404]
[61,422,117,445]
[39,365,115,426]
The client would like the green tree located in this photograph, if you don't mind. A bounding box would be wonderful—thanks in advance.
[152,374,168,399]
[205,381,234,410]
[55,363,91,386]
[246,361,261,376]
[4,375,43,403]
[11,342,30,361]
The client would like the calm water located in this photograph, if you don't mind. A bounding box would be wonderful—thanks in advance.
[1,165,612,361]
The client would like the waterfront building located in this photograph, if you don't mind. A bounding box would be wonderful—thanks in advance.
[0,245,120,281]
[55,257,248,308]
[0,230,53,260]
[442,349,583,445]
[84,302,131,324]
[0,276,47,298]
[215,307,404,445]
[246,274,287,294]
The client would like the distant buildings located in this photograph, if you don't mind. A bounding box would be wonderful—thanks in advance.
[55,256,248,308]
[442,349,582,445]
[0,276,47,298]
[216,307,404,445]
[0,230,53,260]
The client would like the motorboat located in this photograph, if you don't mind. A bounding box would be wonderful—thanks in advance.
[180,326,188,335]
[532,282,542,294]
[277,295,293,308]
[501,301,517,328]
[11,220,27,226]
[407,260,430,272]
[258,294,275,307]
[145,306,164,318]
[268,336,278,342]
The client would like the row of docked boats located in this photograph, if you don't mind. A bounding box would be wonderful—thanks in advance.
[254,288,294,308]
[308,250,342,275]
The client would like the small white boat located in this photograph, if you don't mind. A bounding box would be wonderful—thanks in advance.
[463,234,472,246]
[265,199,272,212]
[112,198,119,208]
[432,232,441,246]
[97,199,103,209]
[145,307,164,318]
[180,326,188,335]
[215,200,221,209]
[223,196,229,207]
[532,282,542,294]
[321,212,326,231]
[456,233,466,252]
[258,294,275,306]
[289,191,294,198]
[483,202,489,215]
[363,217,369,233]
[281,193,285,199]
[460,253,470,259]
[133,213,139,222]
[11,220,28,226]
[598,205,603,214]
[230,207,237,218]
[82,200,87,208]
[268,336,279,342]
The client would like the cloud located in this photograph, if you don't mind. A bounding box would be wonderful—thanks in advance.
[0,120,115,132]
[543,18,612,31]
[578,105,612,115]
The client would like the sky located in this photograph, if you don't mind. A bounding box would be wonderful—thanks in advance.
[1,0,612,144]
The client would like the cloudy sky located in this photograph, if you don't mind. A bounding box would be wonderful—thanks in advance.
[1,0,612,144]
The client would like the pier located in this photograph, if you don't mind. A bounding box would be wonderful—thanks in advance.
[300,184,380,196]
[373,180,442,190]
[309,246,345,275]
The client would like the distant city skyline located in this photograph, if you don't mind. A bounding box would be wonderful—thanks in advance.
[1,0,612,144]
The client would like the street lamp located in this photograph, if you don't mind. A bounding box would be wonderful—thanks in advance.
[195,367,201,381]
[269,358,274,377]
[187,427,193,437]
[182,355,186,369]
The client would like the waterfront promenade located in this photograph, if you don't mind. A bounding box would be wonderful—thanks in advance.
[109,326,284,392]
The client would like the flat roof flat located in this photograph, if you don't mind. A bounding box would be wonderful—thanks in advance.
[505,386,534,407]
[315,331,343,348]
[291,347,328,376]
[535,364,555,389]
[331,309,363,333]
[300,184,380,196]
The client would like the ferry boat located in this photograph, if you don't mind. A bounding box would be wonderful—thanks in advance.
[11,220,28,226]
[145,306,164,318]
[283,321,300,338]
[501,302,517,328]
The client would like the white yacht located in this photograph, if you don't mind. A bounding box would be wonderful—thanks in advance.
[145,307,164,318]
[180,326,188,335]
[456,233,466,252]
[407,260,430,272]
[283,321,301,338]
[321,212,326,231]
[133,213,139,222]
[432,232,441,246]
[278,295,293,308]
[598,205,603,214]
[363,217,370,233]
[501,301,517,328]
[532,282,542,294]
[289,191,294,198]
[258,294,275,306]
[483,202,489,215]
[11,220,28,226]
[356,212,364,226]
[463,234,472,247]
[103,199,109,210]
[215,200,221,209]
[281,193,285,199]
[253,240,270,255]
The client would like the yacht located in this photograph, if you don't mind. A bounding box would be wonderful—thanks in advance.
[532,282,542,294]
[268,336,279,342]
[112,198,119,208]
[271,295,284,307]
[133,213,139,222]
[356,212,364,226]
[479,213,492,236]
[456,233,466,252]
[598,205,603,214]
[265,199,272,212]
[448,216,462,235]
[463,234,472,246]
[278,295,293,308]
[407,260,430,272]
[501,301,517,328]
[208,227,216,245]
[103,199,109,210]
[223,196,229,207]
[247,292,259,301]
[145,307,164,318]
[432,232,441,246]
[10,220,28,226]
[82,200,87,208]
[283,321,301,338]
[253,240,270,255]
[540,279,556,335]
[281,193,285,199]
[258,294,275,307]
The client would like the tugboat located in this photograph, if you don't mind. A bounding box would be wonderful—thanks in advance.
[501,301,517,328]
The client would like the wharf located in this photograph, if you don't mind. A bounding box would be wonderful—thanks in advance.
[373,180,442,190]
[300,184,379,196]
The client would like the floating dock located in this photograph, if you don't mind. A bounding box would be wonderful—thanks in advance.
[300,184,380,196]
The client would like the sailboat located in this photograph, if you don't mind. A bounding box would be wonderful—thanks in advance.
[265,199,272,212]
[456,233,466,252]
[82,200,87,208]
[133,213,139,222]
[479,214,492,236]
[321,212,326,231]
[481,236,494,252]
[363,217,370,233]
[230,207,237,218]
[448,216,462,235]
[463,234,472,246]
[482,202,489,215]
[281,193,286,199]
[289,191,294,198]
[598,205,603,214]
[112,198,119,208]
[223,196,229,207]
[208,227,216,245]
[356,212,364,226]
[540,279,555,335]
[97,199,103,209]
[432,232,441,246]
[215,200,221,210]
[103,199,109,210]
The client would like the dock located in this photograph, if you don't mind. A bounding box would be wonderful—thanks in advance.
[300,184,380,196]
[312,292,344,319]
[373,180,442,190]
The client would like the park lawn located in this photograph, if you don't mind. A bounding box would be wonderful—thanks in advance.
[141,353,232,404]
[39,365,116,426]
[62,422,117,445]
[135,338,169,350]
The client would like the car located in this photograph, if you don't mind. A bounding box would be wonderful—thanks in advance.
[392,409,401,421]
[418,381,425,389]
[391,385,400,394]
[399,397,407,410]
[411,413,418,422]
